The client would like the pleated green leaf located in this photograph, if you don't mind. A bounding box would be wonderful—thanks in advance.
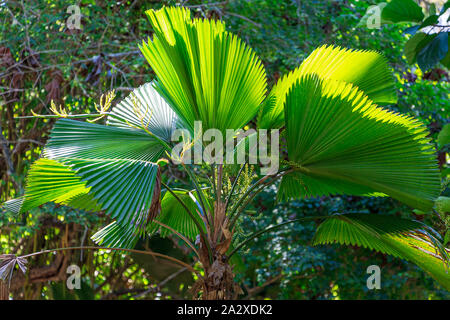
[2,197,24,214]
[148,189,205,241]
[278,75,440,212]
[92,189,206,249]
[4,83,178,244]
[140,6,267,134]
[62,192,103,212]
[16,158,97,213]
[258,45,397,129]
[44,118,165,162]
[2,159,102,214]
[60,157,159,230]
[92,221,140,249]
[313,213,450,290]
[10,156,159,234]
[106,82,178,142]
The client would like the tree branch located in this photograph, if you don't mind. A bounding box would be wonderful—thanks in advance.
[0,124,19,189]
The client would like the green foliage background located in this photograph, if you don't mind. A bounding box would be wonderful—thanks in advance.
[0,0,448,299]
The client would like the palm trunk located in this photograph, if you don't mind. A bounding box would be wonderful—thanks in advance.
[196,248,240,300]
[194,165,241,300]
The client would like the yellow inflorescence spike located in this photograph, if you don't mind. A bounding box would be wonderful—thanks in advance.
[87,90,116,123]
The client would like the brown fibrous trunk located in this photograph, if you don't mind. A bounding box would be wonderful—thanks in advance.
[192,250,241,300]
[191,165,242,300]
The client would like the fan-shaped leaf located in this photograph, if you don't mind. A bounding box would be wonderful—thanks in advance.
[107,82,178,142]
[18,158,96,212]
[258,45,397,129]
[92,221,140,249]
[60,157,159,230]
[44,118,165,162]
[279,75,440,212]
[2,197,24,214]
[8,157,160,234]
[313,213,450,290]
[2,159,102,214]
[140,6,267,134]
[62,192,103,212]
[148,189,205,241]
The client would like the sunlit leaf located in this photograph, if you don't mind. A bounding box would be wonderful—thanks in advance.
[140,6,267,135]
[279,75,440,212]
[258,45,397,129]
[107,82,179,142]
[313,213,450,290]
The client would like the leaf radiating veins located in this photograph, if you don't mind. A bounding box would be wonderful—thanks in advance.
[0,254,27,286]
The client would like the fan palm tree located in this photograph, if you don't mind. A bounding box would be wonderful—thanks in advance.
[3,6,449,299]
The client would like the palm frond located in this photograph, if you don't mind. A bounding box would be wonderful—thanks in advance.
[3,82,182,245]
[259,45,397,129]
[62,192,103,212]
[10,157,160,234]
[93,188,204,249]
[2,197,24,214]
[18,158,95,213]
[148,189,205,241]
[313,213,450,290]
[61,157,159,230]
[44,118,165,162]
[107,82,178,142]
[2,159,102,214]
[140,6,267,134]
[91,221,140,249]
[278,74,440,212]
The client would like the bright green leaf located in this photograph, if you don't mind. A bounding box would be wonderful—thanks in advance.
[381,0,425,23]
[313,213,450,290]
[279,75,440,212]
[140,6,267,135]
[258,45,397,129]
